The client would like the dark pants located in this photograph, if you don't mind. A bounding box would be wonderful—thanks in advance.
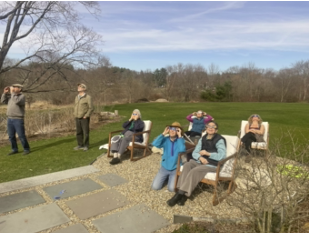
[76,117,90,147]
[185,131,201,137]
[7,118,30,152]
[241,132,256,152]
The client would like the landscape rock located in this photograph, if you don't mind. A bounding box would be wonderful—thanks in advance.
[155,99,168,102]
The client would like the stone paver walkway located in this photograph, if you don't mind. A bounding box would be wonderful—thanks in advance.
[0,162,170,233]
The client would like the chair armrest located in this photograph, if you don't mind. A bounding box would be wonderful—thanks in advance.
[132,130,151,136]
[109,130,123,135]
[176,147,196,173]
[214,154,236,180]
[130,130,151,143]
[217,153,236,166]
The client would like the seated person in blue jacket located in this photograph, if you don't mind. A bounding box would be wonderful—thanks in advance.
[185,110,214,137]
[109,109,144,165]
[167,121,226,207]
[151,122,186,192]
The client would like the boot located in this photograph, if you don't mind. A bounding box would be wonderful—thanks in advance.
[177,195,188,206]
[167,193,183,207]
[110,157,121,165]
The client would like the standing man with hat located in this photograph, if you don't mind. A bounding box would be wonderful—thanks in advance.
[73,83,94,151]
[1,84,30,155]
[151,122,186,192]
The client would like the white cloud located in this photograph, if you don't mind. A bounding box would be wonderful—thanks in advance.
[99,19,309,53]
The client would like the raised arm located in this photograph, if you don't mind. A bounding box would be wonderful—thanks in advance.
[152,134,167,149]
[186,113,194,122]
[10,93,25,106]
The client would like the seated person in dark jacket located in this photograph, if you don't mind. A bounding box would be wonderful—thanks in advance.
[110,109,144,165]
[167,121,226,207]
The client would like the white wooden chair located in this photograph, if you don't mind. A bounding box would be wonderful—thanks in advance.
[239,120,269,150]
[174,134,240,206]
[106,120,152,161]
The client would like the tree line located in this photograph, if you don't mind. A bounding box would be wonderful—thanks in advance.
[1,59,309,105]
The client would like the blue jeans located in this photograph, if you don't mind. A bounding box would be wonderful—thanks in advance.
[7,118,30,152]
[151,166,176,192]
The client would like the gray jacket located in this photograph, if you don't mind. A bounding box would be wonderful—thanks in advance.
[1,92,26,119]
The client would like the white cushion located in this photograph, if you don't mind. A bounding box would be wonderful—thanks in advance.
[187,116,196,131]
[179,134,239,180]
[240,120,268,148]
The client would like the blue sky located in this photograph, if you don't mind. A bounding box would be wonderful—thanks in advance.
[3,1,309,72]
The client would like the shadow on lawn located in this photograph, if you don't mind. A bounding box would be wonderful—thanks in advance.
[30,137,76,152]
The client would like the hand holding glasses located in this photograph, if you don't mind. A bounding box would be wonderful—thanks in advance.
[130,113,138,121]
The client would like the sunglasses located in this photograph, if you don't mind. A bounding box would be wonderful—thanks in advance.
[132,113,138,116]
[206,125,217,129]
[169,127,177,131]
[252,115,260,118]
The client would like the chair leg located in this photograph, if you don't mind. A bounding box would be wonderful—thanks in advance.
[107,138,112,158]
[174,173,179,192]
[130,147,134,161]
[212,186,219,206]
[143,147,147,157]
[227,181,237,194]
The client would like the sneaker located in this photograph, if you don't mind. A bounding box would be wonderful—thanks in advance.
[7,151,18,156]
[74,146,83,150]
[109,157,121,165]
[23,151,30,156]
[83,147,88,151]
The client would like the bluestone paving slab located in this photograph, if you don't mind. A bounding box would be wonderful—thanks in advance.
[43,178,102,200]
[0,203,70,233]
[65,189,129,220]
[0,190,46,214]
[97,173,128,187]
[93,204,170,233]
[53,223,89,233]
[0,165,100,194]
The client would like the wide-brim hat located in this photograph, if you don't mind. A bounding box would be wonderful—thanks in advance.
[166,121,184,135]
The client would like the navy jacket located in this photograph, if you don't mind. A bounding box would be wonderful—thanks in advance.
[122,119,145,143]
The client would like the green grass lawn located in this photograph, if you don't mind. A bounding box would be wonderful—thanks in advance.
[1,102,308,183]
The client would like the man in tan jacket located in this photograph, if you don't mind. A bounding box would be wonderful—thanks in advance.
[73,83,94,151]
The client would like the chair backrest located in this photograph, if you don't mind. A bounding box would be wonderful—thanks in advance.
[187,116,196,131]
[220,135,239,176]
[142,120,152,144]
[222,135,239,157]
[240,120,269,142]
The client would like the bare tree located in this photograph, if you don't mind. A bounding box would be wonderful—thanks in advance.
[292,60,309,102]
[0,1,102,92]
[228,133,309,233]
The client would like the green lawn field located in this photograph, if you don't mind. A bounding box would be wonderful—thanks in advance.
[0,102,308,183]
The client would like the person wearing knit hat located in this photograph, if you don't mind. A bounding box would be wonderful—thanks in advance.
[1,84,30,155]
[109,109,144,165]
[151,122,186,192]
